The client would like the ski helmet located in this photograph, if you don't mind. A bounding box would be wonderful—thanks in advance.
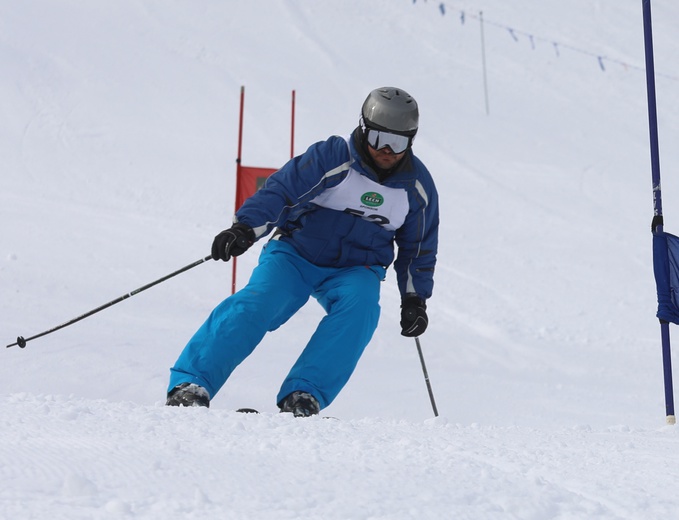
[361,87,419,137]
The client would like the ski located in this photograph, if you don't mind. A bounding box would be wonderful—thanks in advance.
[236,408,259,414]
[235,408,338,419]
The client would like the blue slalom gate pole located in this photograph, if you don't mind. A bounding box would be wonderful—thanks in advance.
[642,0,675,424]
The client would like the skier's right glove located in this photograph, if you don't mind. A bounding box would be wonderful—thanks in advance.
[211,223,256,262]
[400,295,428,337]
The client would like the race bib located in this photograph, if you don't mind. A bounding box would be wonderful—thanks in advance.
[309,169,408,231]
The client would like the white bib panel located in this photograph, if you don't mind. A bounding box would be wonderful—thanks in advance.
[309,168,408,231]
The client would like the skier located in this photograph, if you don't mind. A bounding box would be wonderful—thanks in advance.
[166,87,439,416]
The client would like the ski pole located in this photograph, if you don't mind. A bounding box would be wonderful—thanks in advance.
[6,255,212,349]
[414,336,439,417]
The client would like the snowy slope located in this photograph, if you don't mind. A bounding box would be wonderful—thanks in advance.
[2,0,679,518]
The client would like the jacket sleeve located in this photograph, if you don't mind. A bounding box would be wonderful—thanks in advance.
[234,136,351,239]
[393,168,439,300]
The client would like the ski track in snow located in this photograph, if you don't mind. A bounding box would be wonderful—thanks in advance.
[1,394,678,520]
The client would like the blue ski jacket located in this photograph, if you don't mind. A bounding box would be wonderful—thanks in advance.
[235,131,439,300]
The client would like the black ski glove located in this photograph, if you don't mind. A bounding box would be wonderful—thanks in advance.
[400,296,428,337]
[211,223,256,262]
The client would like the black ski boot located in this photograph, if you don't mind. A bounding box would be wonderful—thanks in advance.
[166,383,210,408]
[278,391,320,417]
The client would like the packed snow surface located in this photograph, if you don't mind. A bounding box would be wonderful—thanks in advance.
[2,1,679,518]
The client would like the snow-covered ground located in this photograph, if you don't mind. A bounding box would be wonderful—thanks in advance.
[2,1,679,518]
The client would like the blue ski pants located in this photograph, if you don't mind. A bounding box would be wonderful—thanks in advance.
[168,240,385,409]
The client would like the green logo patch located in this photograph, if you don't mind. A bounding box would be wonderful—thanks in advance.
[361,192,384,207]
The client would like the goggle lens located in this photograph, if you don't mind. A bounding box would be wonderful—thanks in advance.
[366,129,411,154]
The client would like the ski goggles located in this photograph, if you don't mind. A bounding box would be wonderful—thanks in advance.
[366,129,413,154]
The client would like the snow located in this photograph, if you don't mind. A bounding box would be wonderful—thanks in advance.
[2,0,679,518]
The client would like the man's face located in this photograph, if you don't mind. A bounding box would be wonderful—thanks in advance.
[367,144,406,170]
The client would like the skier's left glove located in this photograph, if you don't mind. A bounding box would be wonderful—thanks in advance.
[211,223,255,262]
[400,295,428,337]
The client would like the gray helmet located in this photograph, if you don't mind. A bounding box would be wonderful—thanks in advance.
[361,87,419,137]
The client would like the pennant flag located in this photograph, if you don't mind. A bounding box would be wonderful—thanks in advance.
[235,166,276,210]
[597,56,606,71]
